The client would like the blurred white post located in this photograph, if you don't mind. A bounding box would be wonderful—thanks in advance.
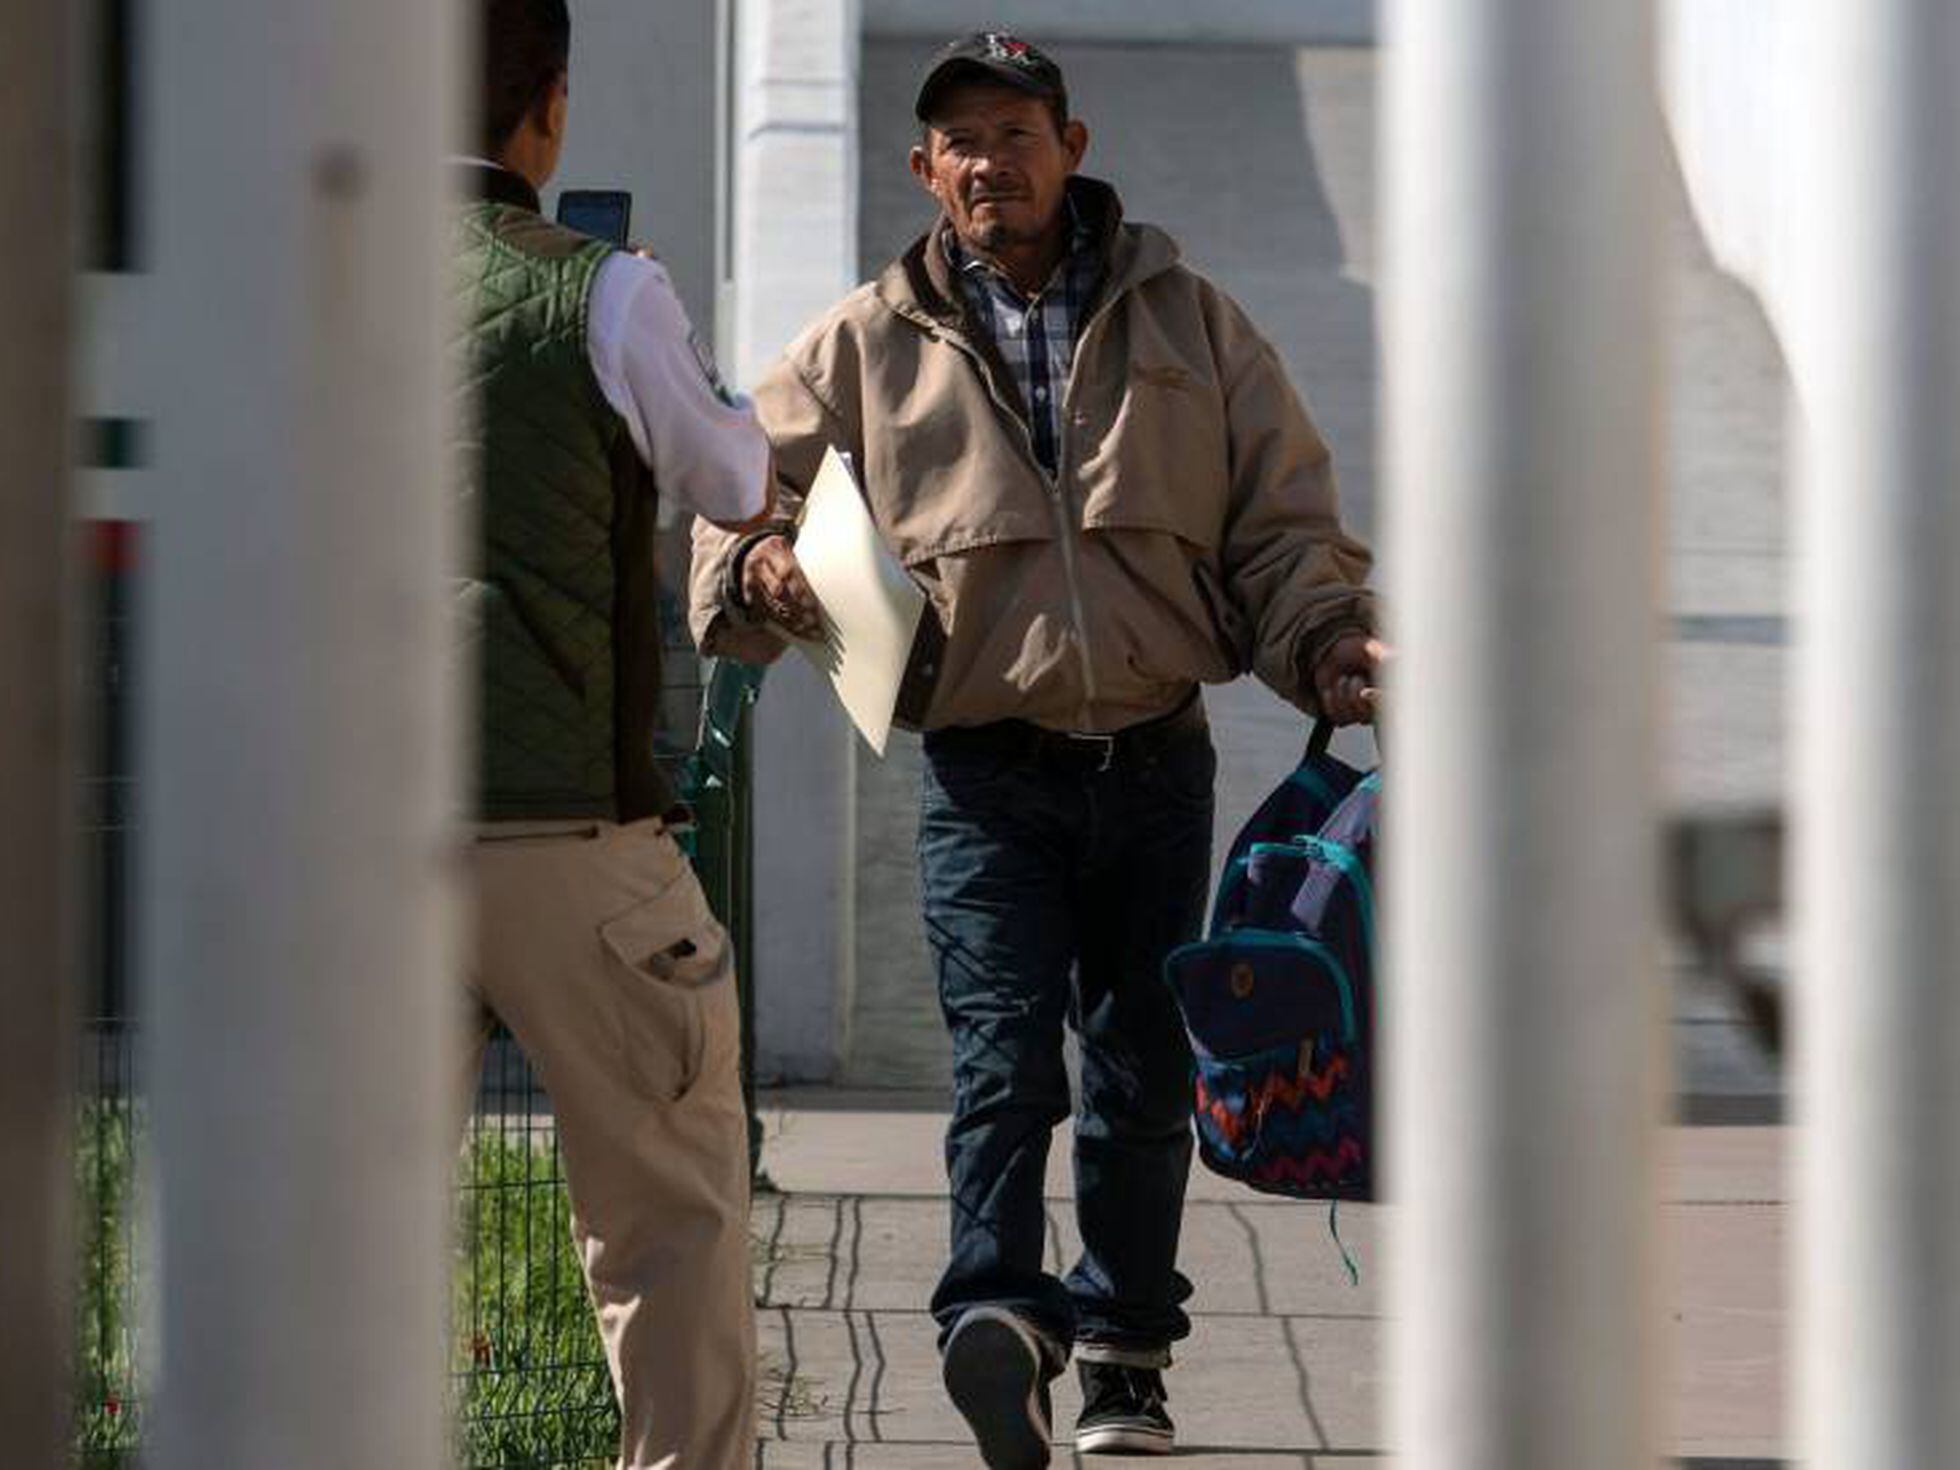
[1792,4,1960,1465]
[0,1,76,1463]
[1382,1,1664,1466]
[142,1,460,1466]
[732,0,861,1081]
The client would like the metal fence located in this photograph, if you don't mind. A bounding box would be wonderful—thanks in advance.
[76,526,140,1469]
[74,523,759,1469]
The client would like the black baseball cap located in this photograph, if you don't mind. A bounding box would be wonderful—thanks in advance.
[914,31,1068,122]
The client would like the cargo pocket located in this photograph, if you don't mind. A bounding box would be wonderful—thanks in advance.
[598,872,732,1103]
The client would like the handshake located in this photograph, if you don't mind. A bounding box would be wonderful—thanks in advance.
[738,534,824,641]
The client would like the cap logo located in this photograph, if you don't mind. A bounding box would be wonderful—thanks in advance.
[984,32,1035,65]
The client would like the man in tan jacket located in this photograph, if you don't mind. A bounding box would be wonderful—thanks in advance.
[692,32,1379,1468]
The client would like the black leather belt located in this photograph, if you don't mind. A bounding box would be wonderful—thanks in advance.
[926,691,1207,775]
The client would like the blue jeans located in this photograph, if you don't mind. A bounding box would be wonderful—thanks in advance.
[919,710,1215,1355]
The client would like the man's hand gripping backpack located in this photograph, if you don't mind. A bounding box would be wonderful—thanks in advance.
[1165,722,1379,1204]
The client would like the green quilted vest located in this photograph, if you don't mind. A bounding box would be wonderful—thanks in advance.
[454,191,674,823]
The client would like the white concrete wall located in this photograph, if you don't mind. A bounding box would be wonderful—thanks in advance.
[865,0,1375,44]
[733,0,862,1082]
[550,0,719,328]
[732,0,861,385]
[1659,0,1804,364]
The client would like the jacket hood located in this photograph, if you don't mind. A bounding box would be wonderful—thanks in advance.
[876,175,1181,330]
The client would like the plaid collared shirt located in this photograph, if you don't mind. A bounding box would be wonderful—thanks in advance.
[945,209,1102,476]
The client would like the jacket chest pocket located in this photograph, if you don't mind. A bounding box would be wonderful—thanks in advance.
[866,410,1060,566]
[1072,361,1230,551]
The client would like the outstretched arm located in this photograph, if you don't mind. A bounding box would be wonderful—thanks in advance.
[588,251,772,529]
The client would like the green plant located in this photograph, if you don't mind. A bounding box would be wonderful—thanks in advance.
[74,1096,141,1468]
[452,1125,617,1468]
[69,1102,621,1470]
[73,1102,824,1469]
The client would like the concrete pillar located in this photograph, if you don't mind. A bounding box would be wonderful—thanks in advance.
[0,1,77,1461]
[1381,1,1664,1466]
[550,0,719,328]
[1791,4,1960,1464]
[732,0,861,1081]
[1656,0,1803,351]
[141,1,460,1465]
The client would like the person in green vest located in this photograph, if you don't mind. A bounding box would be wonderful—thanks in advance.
[454,2,772,1465]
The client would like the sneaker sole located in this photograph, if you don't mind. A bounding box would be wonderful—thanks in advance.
[1077,1421,1175,1456]
[942,1311,1052,1469]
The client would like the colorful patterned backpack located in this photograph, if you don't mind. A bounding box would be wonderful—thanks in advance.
[1165,722,1380,1205]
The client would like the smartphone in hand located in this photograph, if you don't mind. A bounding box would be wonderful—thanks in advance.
[555,189,632,246]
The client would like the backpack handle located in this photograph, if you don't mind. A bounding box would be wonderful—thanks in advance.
[1305,713,1383,765]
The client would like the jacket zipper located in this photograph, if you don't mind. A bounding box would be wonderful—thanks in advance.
[1051,296,1130,720]
[908,288,1132,725]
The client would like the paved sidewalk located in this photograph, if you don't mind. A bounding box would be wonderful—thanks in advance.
[751,1101,1786,1467]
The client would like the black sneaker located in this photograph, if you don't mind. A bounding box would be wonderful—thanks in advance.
[1075,1361,1175,1455]
[941,1307,1058,1469]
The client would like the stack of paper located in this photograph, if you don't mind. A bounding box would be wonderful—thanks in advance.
[785,447,926,756]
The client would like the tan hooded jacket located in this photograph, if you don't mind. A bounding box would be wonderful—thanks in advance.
[690,178,1375,734]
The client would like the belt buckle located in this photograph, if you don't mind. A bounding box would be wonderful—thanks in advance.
[1065,731,1117,773]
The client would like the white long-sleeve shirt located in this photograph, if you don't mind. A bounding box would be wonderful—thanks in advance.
[585,252,768,527]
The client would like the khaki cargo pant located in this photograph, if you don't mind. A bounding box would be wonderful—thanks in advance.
[463,818,755,1470]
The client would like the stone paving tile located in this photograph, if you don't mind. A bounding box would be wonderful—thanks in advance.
[755,1292,1778,1462]
[755,1454,1775,1469]
[757,1106,1788,1206]
[751,1178,1783,1461]
[753,1194,1385,1320]
[1670,1204,1785,1454]
[755,1446,1375,1468]
[1667,1127,1787,1205]
[755,1304,1380,1457]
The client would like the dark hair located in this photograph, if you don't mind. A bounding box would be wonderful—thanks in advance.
[480,0,570,156]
